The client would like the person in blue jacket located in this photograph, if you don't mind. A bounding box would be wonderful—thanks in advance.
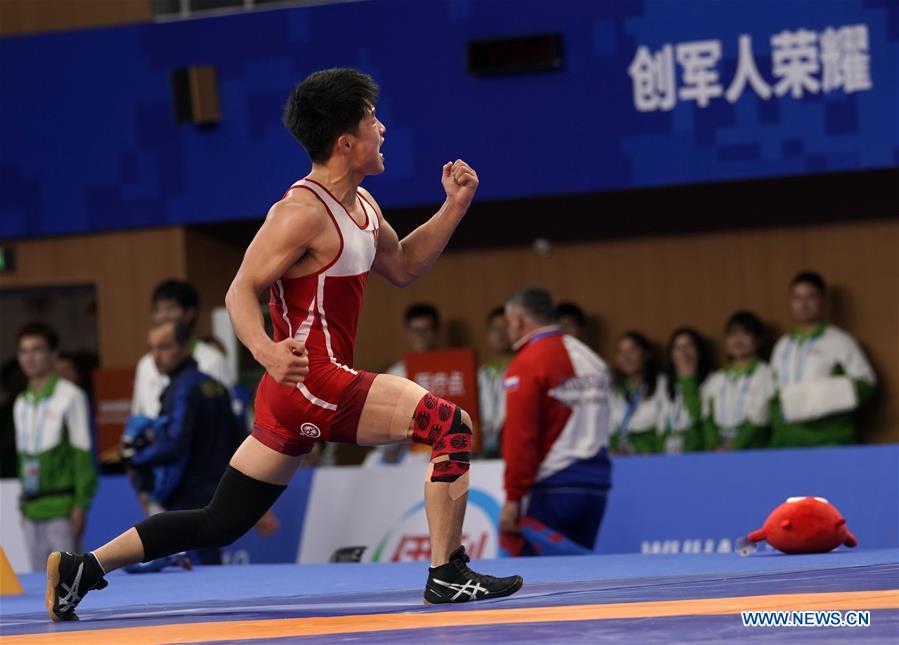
[124,320,245,565]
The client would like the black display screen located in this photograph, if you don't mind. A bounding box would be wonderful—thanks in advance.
[467,33,564,76]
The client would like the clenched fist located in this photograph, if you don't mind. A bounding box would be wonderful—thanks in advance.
[441,159,479,210]
[258,337,309,387]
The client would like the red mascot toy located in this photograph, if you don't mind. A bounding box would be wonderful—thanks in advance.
[746,496,858,554]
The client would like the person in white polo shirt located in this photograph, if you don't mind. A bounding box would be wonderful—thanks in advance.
[131,280,234,418]
[770,271,876,447]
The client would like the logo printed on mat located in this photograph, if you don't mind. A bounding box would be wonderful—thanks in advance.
[300,423,321,438]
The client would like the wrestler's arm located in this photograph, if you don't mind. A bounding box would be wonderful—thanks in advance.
[366,159,478,287]
[225,194,328,386]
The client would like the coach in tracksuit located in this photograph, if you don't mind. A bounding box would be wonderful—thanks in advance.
[126,320,244,564]
[500,288,612,556]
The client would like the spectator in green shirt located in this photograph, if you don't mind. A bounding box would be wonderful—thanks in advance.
[770,272,876,446]
[701,312,777,450]
[609,331,665,455]
[660,328,712,454]
[14,323,97,571]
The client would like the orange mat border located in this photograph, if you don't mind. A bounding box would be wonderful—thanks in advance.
[5,589,898,644]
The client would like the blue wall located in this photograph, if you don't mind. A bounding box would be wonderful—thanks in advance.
[2,0,897,239]
[596,444,899,554]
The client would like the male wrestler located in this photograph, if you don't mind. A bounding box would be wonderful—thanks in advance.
[47,68,522,620]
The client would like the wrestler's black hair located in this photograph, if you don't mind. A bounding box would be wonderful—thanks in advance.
[283,68,380,163]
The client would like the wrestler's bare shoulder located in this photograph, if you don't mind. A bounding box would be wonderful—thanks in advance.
[266,186,330,229]
[356,185,383,216]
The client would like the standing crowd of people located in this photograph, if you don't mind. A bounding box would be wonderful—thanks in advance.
[605,271,875,455]
[368,270,876,557]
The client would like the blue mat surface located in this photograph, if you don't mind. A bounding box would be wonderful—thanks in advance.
[2,548,897,643]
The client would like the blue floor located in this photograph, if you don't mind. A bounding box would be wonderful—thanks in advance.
[2,547,897,643]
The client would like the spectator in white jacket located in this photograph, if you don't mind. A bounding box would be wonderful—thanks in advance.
[770,271,876,447]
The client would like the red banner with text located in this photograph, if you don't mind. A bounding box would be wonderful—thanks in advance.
[403,349,480,451]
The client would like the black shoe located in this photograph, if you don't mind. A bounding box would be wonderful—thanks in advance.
[424,545,523,604]
[46,552,108,621]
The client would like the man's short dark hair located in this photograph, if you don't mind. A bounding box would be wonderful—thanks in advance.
[506,287,555,325]
[726,310,765,338]
[283,68,380,164]
[555,301,585,327]
[405,303,439,327]
[155,320,192,347]
[790,271,827,294]
[152,280,199,311]
[486,306,506,323]
[17,322,59,351]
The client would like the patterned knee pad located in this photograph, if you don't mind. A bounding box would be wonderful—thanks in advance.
[410,393,472,483]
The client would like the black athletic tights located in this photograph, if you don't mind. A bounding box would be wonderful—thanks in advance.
[134,466,286,562]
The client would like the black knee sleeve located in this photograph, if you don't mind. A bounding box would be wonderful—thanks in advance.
[135,466,286,562]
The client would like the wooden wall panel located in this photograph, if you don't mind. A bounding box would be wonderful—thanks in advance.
[183,228,245,339]
[8,219,890,441]
[0,0,151,37]
[0,228,187,366]
[354,218,898,443]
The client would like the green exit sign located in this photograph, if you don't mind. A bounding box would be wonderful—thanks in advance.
[0,247,15,273]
